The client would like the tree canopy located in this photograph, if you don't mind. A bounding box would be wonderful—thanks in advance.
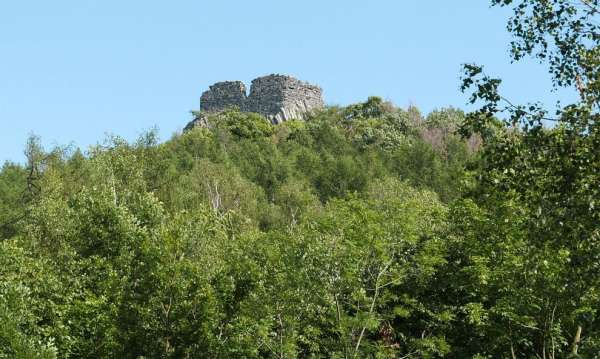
[1,1,598,357]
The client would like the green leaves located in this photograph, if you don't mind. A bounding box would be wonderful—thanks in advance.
[455,2,600,355]
[0,90,477,356]
[0,243,59,359]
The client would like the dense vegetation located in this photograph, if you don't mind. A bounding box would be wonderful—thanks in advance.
[1,0,598,357]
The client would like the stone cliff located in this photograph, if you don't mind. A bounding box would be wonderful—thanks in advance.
[242,75,324,124]
[199,81,247,113]
[187,74,324,129]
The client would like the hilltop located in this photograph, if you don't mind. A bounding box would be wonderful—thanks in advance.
[186,74,324,130]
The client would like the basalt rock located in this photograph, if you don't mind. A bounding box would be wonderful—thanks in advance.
[244,75,324,124]
[187,74,324,129]
[200,81,247,113]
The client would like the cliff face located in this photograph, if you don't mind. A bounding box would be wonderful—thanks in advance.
[199,81,247,113]
[196,74,324,124]
[244,75,324,124]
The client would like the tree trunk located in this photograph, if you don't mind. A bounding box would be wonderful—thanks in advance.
[571,325,582,355]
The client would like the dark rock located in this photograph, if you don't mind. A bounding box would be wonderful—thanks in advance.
[187,74,324,129]
[200,81,247,113]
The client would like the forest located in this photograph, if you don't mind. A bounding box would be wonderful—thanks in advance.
[1,0,598,358]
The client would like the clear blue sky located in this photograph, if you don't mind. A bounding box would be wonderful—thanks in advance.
[1,1,576,163]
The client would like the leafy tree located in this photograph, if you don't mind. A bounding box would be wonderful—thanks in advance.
[458,0,600,356]
[0,162,27,239]
[0,60,484,358]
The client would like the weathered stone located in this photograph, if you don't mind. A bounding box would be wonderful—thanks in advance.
[189,74,324,128]
[183,112,208,132]
[200,81,247,113]
[245,75,324,123]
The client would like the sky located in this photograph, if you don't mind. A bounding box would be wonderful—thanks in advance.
[0,1,577,163]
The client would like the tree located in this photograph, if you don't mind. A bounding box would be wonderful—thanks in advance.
[458,0,600,356]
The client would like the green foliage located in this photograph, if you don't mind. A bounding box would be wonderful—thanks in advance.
[457,0,600,356]
[0,242,59,359]
[0,163,27,239]
[4,2,597,354]
[0,102,475,357]
[214,109,275,139]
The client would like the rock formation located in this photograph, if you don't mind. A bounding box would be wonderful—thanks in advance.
[188,74,324,128]
[243,75,324,124]
[199,81,247,113]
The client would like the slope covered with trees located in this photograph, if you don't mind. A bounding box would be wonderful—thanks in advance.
[0,101,478,358]
[1,0,598,357]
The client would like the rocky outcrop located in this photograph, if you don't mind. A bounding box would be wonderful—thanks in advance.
[200,81,247,113]
[244,75,324,124]
[183,112,208,132]
[191,74,324,127]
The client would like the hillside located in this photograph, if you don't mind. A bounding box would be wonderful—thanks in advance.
[0,99,480,356]
[1,0,599,356]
